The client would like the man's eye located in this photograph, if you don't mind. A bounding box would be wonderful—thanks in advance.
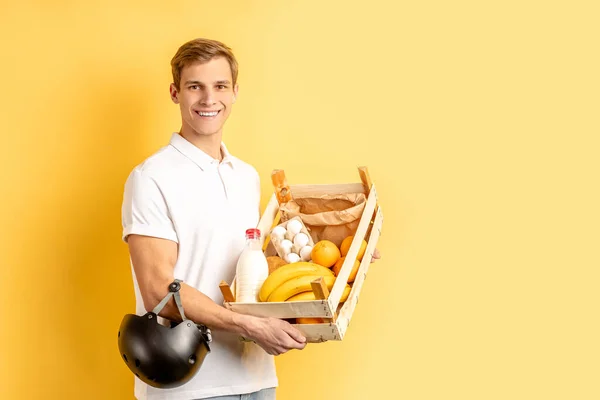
[190,85,199,90]
[217,85,227,89]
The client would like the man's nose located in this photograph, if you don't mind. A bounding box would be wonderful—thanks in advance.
[200,89,216,105]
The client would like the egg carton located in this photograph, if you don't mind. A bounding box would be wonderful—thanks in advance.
[268,216,315,263]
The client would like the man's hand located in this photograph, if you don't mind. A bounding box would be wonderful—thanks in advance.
[371,248,382,263]
[244,316,307,355]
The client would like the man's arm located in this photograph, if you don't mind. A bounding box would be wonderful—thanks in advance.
[127,234,307,355]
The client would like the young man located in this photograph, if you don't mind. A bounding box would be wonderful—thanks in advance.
[121,38,305,400]
[121,38,380,400]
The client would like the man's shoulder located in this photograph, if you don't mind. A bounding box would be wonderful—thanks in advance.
[230,155,260,179]
[127,144,183,179]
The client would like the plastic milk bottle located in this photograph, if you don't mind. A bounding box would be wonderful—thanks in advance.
[235,228,269,303]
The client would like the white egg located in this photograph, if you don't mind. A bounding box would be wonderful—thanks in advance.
[292,243,303,255]
[293,232,309,248]
[270,226,286,241]
[285,253,301,263]
[299,245,313,261]
[280,239,293,255]
[287,219,302,235]
[285,229,296,241]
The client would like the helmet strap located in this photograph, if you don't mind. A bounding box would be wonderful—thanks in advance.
[152,279,187,321]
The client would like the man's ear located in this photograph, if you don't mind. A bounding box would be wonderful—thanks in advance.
[232,84,239,103]
[169,83,180,104]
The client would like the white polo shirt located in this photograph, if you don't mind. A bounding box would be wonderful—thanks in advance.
[121,132,277,400]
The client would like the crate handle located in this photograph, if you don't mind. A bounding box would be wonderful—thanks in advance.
[358,166,372,196]
[219,280,235,303]
[271,169,292,204]
[310,277,330,300]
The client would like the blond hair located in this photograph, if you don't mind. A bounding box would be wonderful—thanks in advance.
[170,38,238,90]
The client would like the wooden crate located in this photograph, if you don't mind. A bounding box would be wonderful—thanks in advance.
[219,166,384,342]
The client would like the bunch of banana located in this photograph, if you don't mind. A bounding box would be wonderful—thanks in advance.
[259,262,352,303]
[287,285,352,302]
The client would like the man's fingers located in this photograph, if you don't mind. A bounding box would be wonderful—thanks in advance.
[287,335,307,350]
[370,248,381,263]
[289,338,306,350]
[253,318,309,355]
[283,324,306,344]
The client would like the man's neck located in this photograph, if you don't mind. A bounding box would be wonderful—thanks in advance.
[179,126,223,161]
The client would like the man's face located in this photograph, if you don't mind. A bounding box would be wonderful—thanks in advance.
[170,57,238,137]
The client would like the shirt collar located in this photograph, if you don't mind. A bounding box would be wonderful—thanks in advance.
[169,132,236,171]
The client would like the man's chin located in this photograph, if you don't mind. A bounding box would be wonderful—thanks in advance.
[191,127,222,136]
[181,120,223,137]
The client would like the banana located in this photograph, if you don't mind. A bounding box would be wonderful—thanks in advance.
[267,275,336,302]
[259,262,334,302]
[286,284,352,303]
[285,291,316,301]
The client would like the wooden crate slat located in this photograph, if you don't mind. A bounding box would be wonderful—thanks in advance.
[336,205,384,337]
[290,183,365,197]
[225,299,334,319]
[291,322,342,342]
[328,183,379,312]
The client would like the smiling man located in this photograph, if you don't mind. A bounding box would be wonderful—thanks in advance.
[170,53,237,152]
[121,38,307,400]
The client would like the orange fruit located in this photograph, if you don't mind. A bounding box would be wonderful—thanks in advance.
[296,317,324,324]
[340,236,367,260]
[332,256,361,283]
[310,240,341,268]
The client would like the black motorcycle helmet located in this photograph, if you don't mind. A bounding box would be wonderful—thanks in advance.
[118,279,212,389]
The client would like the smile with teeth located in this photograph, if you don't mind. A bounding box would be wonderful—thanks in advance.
[195,110,221,117]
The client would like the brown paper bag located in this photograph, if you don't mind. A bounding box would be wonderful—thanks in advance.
[279,193,367,248]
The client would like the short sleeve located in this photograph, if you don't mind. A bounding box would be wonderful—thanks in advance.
[121,168,178,243]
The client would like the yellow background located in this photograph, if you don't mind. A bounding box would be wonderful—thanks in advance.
[1,1,598,399]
